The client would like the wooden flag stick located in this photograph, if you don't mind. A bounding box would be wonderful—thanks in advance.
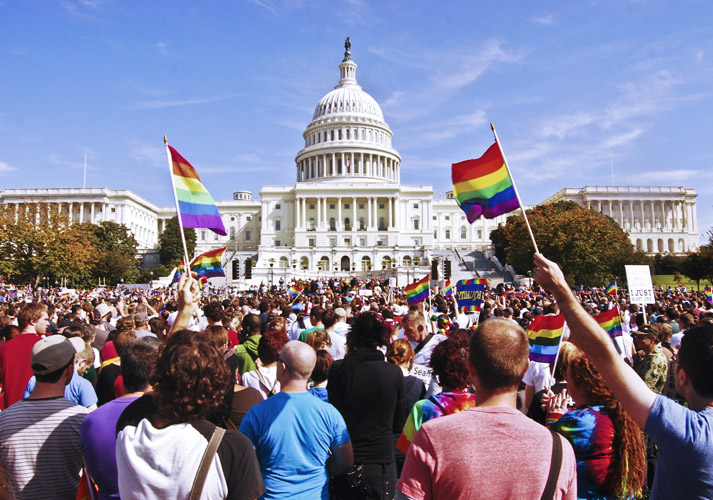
[490,123,539,254]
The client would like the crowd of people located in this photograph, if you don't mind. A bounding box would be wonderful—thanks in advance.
[0,254,712,499]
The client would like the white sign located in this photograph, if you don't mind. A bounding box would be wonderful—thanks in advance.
[388,278,397,288]
[625,265,655,304]
[411,363,432,387]
[358,289,373,297]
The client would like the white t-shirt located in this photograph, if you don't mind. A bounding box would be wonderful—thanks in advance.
[522,361,554,392]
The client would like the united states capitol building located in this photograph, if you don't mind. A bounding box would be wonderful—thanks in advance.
[0,43,700,285]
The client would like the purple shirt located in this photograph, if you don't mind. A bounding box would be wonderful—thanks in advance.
[80,396,139,499]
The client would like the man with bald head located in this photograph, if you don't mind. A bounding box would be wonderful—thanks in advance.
[240,340,353,499]
[397,318,577,500]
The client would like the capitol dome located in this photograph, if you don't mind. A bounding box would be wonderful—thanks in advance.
[295,40,401,184]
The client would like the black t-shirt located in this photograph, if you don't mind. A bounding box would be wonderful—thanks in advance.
[328,349,405,464]
[96,363,121,406]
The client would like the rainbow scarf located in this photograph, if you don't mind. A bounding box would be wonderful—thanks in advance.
[168,145,226,236]
[452,141,520,222]
[405,274,430,304]
[593,307,622,339]
[526,314,565,363]
[605,282,618,295]
[397,391,477,454]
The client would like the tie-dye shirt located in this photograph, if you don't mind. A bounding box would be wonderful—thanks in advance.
[548,405,618,500]
[396,391,477,454]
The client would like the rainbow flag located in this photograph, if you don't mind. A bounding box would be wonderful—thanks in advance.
[190,248,226,280]
[506,286,515,297]
[168,145,226,236]
[171,260,186,285]
[593,307,622,339]
[706,287,713,304]
[288,285,303,299]
[526,314,565,363]
[605,282,618,295]
[405,274,430,304]
[452,142,520,223]
[444,280,453,298]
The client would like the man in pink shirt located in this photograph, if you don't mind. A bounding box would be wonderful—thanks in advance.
[397,317,577,500]
[0,303,48,409]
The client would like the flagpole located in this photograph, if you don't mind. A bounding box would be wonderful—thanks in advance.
[490,123,539,254]
[290,288,303,306]
[165,135,192,268]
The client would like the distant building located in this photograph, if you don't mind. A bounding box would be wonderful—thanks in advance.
[542,186,698,254]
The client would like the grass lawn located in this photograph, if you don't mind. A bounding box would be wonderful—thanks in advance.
[652,274,712,290]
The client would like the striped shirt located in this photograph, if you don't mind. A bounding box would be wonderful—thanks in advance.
[0,397,88,499]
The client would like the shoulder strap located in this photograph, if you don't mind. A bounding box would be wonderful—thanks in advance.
[189,426,226,500]
[540,430,563,500]
[414,333,435,355]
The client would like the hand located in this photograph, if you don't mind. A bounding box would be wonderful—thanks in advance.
[532,253,568,295]
[177,272,199,314]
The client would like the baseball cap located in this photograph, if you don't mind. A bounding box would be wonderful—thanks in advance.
[30,336,76,375]
[633,324,657,336]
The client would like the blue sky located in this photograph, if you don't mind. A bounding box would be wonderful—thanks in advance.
[2,1,713,240]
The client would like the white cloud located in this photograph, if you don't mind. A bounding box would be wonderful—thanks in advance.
[155,41,171,56]
[0,160,16,174]
[532,14,555,26]
[128,144,164,169]
[129,95,235,110]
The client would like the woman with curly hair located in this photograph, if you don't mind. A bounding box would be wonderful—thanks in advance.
[396,331,476,453]
[547,354,646,500]
[115,329,265,499]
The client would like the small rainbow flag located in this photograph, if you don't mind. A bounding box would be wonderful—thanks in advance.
[452,142,520,223]
[506,286,515,297]
[526,314,565,363]
[171,260,187,285]
[288,285,303,299]
[190,248,226,280]
[168,145,226,236]
[593,307,622,339]
[405,274,430,305]
[605,282,618,296]
[444,280,453,298]
[706,287,713,304]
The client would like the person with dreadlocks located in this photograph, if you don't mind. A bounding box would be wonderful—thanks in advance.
[546,353,646,499]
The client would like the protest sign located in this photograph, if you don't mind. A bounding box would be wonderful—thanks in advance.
[456,279,486,312]
[625,265,655,305]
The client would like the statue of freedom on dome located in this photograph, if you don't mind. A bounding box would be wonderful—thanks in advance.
[344,37,351,60]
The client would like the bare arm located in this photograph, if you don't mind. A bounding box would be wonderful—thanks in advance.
[327,441,353,477]
[533,253,656,428]
[169,273,199,336]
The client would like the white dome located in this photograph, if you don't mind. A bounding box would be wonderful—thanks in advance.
[313,85,384,122]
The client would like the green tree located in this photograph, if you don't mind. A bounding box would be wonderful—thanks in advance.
[0,204,96,287]
[79,221,141,286]
[491,201,641,285]
[159,216,197,266]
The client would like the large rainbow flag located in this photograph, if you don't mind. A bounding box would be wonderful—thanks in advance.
[405,274,430,304]
[593,307,622,339]
[168,145,226,236]
[526,314,565,363]
[452,142,520,223]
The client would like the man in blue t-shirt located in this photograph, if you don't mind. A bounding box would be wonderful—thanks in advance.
[534,253,713,500]
[240,341,353,500]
